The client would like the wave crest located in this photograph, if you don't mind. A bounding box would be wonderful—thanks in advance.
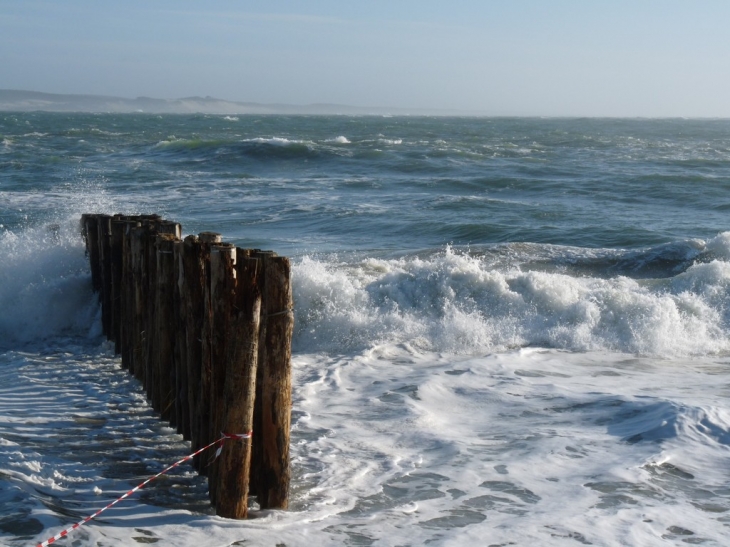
[293,244,730,357]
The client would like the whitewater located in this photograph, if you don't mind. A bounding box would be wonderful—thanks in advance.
[1,113,730,546]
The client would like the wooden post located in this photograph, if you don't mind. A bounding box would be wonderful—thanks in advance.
[97,215,113,338]
[158,220,182,240]
[216,253,261,518]
[110,218,126,355]
[250,251,274,498]
[173,239,189,438]
[144,221,180,409]
[120,218,141,370]
[181,235,205,466]
[129,224,148,382]
[81,214,102,294]
[253,254,294,509]
[208,242,237,504]
[155,233,179,423]
[198,232,222,473]
[144,222,160,406]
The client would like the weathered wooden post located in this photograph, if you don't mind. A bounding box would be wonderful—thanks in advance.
[81,214,102,294]
[173,239,189,438]
[143,220,181,411]
[198,232,222,473]
[129,224,149,382]
[208,242,237,503]
[144,222,160,406]
[250,250,275,497]
[155,233,179,423]
[216,252,261,517]
[110,217,127,355]
[97,215,113,338]
[253,253,294,509]
[131,216,163,383]
[180,235,205,466]
[119,218,141,370]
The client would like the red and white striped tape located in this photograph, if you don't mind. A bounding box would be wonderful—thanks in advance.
[37,432,252,547]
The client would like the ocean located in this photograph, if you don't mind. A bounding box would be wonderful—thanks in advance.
[1,113,730,546]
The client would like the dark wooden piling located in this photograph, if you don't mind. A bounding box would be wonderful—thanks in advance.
[119,219,140,371]
[81,214,102,294]
[97,215,113,338]
[144,222,159,406]
[110,218,129,356]
[198,231,222,474]
[155,233,179,422]
[129,224,148,382]
[216,253,261,517]
[207,242,237,504]
[180,235,206,467]
[254,254,294,509]
[173,240,189,438]
[80,214,293,519]
[250,250,276,498]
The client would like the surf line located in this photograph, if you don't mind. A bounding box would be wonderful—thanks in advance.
[37,432,252,547]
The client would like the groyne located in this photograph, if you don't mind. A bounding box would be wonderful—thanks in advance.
[80,213,293,518]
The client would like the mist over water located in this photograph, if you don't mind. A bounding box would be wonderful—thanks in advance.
[2,114,730,546]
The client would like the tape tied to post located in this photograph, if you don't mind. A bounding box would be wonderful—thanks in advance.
[37,431,253,547]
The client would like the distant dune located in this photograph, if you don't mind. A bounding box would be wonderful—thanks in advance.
[0,89,471,116]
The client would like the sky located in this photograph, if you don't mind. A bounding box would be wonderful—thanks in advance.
[1,0,729,117]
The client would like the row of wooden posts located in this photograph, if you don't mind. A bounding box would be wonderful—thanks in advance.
[80,213,294,518]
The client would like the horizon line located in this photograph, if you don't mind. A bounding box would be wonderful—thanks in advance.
[1,89,728,120]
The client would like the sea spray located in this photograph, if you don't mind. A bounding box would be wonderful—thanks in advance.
[293,243,730,357]
[0,219,100,349]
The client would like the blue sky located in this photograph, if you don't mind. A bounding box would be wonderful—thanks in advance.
[1,0,729,116]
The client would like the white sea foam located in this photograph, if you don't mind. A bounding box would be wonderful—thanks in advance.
[242,136,308,146]
[293,246,730,357]
[5,346,728,547]
[153,139,174,148]
[325,136,351,144]
[0,219,101,349]
[703,231,730,259]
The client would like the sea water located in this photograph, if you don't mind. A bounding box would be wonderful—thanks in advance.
[1,113,730,546]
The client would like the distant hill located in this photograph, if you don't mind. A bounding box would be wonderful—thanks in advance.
[0,89,472,116]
